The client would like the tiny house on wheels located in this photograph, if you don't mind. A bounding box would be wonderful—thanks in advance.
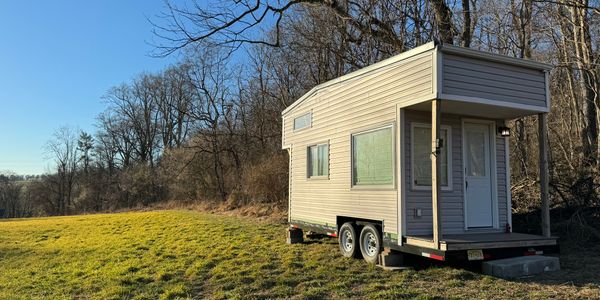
[282,41,558,264]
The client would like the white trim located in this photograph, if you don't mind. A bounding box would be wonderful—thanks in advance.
[432,47,439,98]
[462,119,499,230]
[440,93,550,113]
[293,111,313,132]
[410,122,453,191]
[439,44,553,70]
[287,148,292,223]
[282,42,437,116]
[505,120,513,231]
[350,123,396,189]
[462,120,467,230]
[544,70,551,111]
[281,116,286,149]
[433,47,443,99]
[306,141,330,179]
[491,123,499,229]
[397,107,406,244]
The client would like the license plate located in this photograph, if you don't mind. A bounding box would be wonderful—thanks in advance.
[467,250,484,261]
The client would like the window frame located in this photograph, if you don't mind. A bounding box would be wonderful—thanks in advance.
[307,141,330,180]
[293,112,312,132]
[350,124,396,190]
[410,122,453,191]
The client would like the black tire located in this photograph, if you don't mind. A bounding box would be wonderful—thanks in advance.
[338,223,361,258]
[359,224,382,264]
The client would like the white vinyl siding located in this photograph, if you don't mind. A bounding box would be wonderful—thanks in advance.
[308,143,329,178]
[411,124,451,189]
[352,126,394,186]
[294,113,312,131]
[283,50,436,236]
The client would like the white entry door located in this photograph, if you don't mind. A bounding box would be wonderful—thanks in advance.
[464,123,493,228]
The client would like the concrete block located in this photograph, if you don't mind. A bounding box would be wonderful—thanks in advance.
[377,265,412,271]
[482,255,560,279]
[378,248,410,270]
[379,252,403,267]
[286,228,304,244]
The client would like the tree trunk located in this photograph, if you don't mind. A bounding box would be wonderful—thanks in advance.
[431,0,455,44]
[461,0,472,47]
[569,3,598,168]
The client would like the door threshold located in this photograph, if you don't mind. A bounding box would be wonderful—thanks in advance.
[465,227,502,233]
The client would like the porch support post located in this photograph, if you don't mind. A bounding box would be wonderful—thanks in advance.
[432,99,442,249]
[538,112,551,237]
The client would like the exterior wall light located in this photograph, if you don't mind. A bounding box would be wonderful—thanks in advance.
[498,126,510,137]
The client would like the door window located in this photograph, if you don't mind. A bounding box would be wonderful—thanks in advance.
[466,131,486,177]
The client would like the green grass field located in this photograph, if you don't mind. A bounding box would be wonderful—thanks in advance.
[0,210,598,299]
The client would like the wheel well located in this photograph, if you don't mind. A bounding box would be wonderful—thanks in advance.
[336,216,383,234]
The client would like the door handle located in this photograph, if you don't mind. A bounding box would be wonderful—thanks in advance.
[466,180,468,189]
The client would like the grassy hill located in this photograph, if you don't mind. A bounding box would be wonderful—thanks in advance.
[0,210,598,299]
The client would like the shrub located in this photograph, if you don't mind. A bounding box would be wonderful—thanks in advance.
[240,153,288,206]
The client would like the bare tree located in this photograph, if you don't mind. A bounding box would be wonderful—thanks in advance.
[45,126,79,215]
[0,172,23,218]
[461,0,474,47]
[155,64,194,149]
[96,111,135,169]
[78,131,94,175]
[431,0,456,43]
[104,76,161,166]
[152,0,465,57]
[185,48,233,200]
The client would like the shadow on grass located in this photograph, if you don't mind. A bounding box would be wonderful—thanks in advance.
[302,235,337,245]
[507,207,600,287]
[305,234,600,288]
[515,246,600,287]
[406,247,600,288]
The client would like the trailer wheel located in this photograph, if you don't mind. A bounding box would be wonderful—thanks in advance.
[338,223,360,258]
[359,224,381,264]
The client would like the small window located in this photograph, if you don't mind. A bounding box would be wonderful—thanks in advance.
[411,123,451,189]
[294,113,312,131]
[308,143,329,178]
[352,126,394,186]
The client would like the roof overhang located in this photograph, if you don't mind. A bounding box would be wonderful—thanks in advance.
[405,96,548,119]
[439,44,553,71]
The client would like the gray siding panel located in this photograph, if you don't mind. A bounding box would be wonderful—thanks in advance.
[404,110,509,236]
[496,133,508,227]
[404,111,465,235]
[442,53,547,108]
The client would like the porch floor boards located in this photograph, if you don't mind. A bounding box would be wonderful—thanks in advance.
[405,232,558,251]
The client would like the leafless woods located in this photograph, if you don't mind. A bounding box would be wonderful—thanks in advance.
[2,1,598,223]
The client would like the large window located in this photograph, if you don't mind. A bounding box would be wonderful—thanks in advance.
[294,113,312,131]
[308,143,329,178]
[411,123,451,189]
[352,126,394,186]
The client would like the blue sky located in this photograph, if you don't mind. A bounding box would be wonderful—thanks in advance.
[0,1,180,175]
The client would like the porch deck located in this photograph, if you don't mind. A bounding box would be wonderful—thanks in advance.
[405,232,557,251]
